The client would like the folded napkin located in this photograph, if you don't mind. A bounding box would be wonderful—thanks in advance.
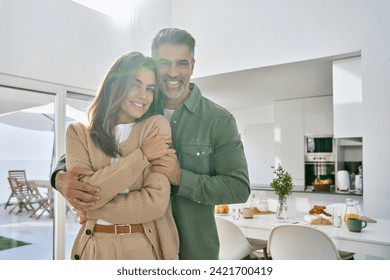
[304,214,332,225]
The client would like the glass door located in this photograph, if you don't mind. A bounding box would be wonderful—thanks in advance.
[0,85,55,259]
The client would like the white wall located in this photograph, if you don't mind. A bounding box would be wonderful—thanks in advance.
[231,106,274,186]
[172,0,361,78]
[243,123,275,186]
[230,105,274,132]
[0,0,172,90]
[171,0,390,219]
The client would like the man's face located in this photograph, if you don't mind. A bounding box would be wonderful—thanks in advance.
[154,43,195,100]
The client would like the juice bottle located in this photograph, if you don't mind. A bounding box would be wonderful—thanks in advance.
[344,198,362,224]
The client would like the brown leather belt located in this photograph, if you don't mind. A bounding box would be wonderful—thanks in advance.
[94,224,144,235]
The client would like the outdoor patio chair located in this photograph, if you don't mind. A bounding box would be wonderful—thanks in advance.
[4,179,18,210]
[6,177,33,214]
[8,170,34,190]
[5,170,37,211]
[8,170,50,219]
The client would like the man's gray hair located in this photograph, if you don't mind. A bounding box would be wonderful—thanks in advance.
[151,28,196,58]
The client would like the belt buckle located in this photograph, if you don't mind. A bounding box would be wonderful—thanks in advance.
[115,224,131,235]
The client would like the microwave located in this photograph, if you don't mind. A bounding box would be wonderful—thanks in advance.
[304,135,335,160]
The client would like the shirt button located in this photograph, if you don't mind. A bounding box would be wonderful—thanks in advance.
[85,229,92,235]
[196,152,200,156]
[173,120,177,124]
[74,254,80,260]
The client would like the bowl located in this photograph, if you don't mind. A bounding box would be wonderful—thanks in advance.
[312,183,331,192]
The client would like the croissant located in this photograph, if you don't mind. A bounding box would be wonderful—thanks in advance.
[309,205,331,217]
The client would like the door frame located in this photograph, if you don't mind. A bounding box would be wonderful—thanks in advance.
[0,73,94,259]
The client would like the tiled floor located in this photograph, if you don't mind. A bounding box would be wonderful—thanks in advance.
[0,202,79,260]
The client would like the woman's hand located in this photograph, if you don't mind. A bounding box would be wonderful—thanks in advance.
[77,209,88,224]
[141,133,175,161]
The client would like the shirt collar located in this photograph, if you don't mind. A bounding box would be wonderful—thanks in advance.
[182,83,202,113]
[157,83,202,113]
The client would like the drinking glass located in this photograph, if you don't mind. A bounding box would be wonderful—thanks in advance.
[332,207,342,228]
[232,208,240,220]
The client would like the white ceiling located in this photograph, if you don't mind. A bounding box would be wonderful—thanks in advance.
[193,58,334,111]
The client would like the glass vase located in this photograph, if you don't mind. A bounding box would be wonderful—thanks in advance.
[276,196,288,221]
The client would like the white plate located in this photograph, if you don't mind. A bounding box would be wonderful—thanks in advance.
[215,213,230,216]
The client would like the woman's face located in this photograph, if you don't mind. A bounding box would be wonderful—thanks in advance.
[117,67,156,124]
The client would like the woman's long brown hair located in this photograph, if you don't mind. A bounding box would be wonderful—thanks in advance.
[88,52,160,158]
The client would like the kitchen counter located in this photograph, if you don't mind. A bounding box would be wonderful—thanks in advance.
[251,185,363,196]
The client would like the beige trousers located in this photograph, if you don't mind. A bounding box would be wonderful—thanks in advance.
[80,232,157,260]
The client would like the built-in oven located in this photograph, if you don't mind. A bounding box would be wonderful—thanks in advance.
[304,135,336,191]
[304,156,336,192]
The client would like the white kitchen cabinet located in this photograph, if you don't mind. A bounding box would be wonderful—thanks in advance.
[274,96,333,188]
[304,95,333,135]
[332,57,362,138]
[274,99,305,187]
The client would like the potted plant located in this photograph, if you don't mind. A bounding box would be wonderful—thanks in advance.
[270,165,293,220]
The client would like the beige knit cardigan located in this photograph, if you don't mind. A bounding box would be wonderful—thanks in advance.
[66,114,179,260]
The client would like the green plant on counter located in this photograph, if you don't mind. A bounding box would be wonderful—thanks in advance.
[270,165,293,199]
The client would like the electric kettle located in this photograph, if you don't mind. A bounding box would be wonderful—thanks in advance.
[337,170,350,192]
[355,174,363,193]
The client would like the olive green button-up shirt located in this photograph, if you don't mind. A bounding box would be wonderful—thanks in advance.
[168,83,250,260]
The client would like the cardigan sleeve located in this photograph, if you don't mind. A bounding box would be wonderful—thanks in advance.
[66,116,172,223]
[65,123,150,211]
[87,116,173,223]
[87,167,171,224]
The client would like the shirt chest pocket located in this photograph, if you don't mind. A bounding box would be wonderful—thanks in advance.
[180,144,213,175]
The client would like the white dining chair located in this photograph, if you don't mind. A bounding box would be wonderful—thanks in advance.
[215,216,268,260]
[267,224,341,260]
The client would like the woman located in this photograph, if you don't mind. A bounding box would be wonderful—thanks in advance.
[66,52,179,260]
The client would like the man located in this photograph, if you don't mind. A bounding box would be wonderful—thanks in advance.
[51,28,250,260]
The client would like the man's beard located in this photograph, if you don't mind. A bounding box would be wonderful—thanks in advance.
[160,78,185,100]
[162,86,184,100]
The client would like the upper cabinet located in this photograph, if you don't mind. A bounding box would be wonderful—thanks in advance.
[304,96,333,135]
[332,57,362,138]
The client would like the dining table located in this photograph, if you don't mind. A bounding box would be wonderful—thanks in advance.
[217,212,390,259]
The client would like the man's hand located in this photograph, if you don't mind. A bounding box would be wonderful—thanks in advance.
[56,167,100,211]
[141,134,175,161]
[150,153,182,186]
